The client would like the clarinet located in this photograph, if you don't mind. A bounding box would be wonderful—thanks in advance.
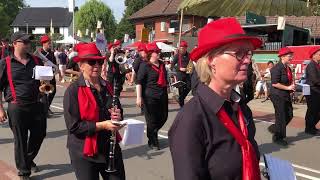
[106,78,117,173]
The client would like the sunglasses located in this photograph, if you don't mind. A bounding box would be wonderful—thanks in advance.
[223,50,252,61]
[87,60,104,66]
[15,40,31,44]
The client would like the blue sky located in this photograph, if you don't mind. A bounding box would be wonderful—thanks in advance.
[25,0,126,22]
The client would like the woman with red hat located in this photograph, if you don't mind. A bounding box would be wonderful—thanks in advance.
[304,47,320,135]
[136,42,168,150]
[268,47,295,146]
[63,43,126,180]
[169,18,261,180]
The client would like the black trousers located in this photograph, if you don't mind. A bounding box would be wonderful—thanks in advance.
[107,73,125,97]
[144,94,168,146]
[48,79,57,107]
[7,102,46,176]
[270,95,293,139]
[177,72,191,107]
[69,144,125,180]
[305,94,320,131]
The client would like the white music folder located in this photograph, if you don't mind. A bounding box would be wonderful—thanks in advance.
[121,119,145,146]
[34,65,54,80]
[263,154,296,180]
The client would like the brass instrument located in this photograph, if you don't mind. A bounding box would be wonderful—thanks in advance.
[186,60,193,74]
[39,80,55,94]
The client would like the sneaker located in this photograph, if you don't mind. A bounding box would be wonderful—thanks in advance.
[31,162,39,173]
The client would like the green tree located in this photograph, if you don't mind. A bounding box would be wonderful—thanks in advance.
[115,0,154,40]
[75,0,116,41]
[302,0,320,15]
[0,0,25,38]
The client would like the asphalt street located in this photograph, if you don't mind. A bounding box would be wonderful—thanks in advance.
[0,84,320,180]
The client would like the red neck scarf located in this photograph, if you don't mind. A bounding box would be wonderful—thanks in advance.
[286,66,293,84]
[151,64,167,87]
[77,83,122,157]
[78,87,99,157]
[217,106,261,180]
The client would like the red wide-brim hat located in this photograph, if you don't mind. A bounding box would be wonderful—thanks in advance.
[73,43,106,63]
[309,47,320,58]
[278,47,293,57]
[190,18,262,61]
[146,42,160,54]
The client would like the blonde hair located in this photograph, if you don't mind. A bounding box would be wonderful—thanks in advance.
[195,47,225,85]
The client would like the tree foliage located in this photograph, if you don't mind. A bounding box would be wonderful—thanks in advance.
[115,0,154,40]
[75,0,116,41]
[0,0,25,38]
[302,0,320,15]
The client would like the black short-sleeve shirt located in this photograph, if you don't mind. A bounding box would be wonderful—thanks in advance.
[136,62,168,99]
[270,61,291,100]
[172,52,190,69]
[0,55,43,104]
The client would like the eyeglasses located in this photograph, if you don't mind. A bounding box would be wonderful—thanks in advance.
[15,40,31,44]
[223,50,252,61]
[87,60,104,66]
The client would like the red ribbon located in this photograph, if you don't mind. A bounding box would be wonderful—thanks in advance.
[178,53,182,69]
[217,106,261,180]
[151,64,167,87]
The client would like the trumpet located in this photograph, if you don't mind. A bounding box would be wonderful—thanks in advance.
[186,60,193,74]
[39,80,55,94]
[115,53,127,65]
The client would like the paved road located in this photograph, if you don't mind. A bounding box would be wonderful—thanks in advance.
[1,84,320,180]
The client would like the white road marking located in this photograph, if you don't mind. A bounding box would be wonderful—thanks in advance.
[259,163,320,180]
[50,103,320,178]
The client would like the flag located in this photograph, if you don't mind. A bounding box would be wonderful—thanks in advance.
[68,0,75,12]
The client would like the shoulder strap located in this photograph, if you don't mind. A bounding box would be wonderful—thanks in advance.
[5,56,17,103]
[31,55,40,65]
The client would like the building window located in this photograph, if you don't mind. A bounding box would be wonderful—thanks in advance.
[170,19,191,32]
[144,22,155,31]
[54,27,60,34]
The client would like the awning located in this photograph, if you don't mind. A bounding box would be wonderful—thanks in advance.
[179,0,312,17]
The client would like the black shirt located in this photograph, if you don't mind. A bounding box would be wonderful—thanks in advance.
[172,52,190,70]
[136,62,168,99]
[39,48,57,65]
[107,56,120,75]
[132,55,146,73]
[305,60,320,95]
[0,54,43,104]
[63,75,123,163]
[169,83,259,180]
[270,61,291,100]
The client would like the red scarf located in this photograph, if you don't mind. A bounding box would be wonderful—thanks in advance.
[78,84,122,157]
[217,106,261,180]
[286,66,293,84]
[1,46,6,59]
[151,64,167,87]
[78,87,99,157]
